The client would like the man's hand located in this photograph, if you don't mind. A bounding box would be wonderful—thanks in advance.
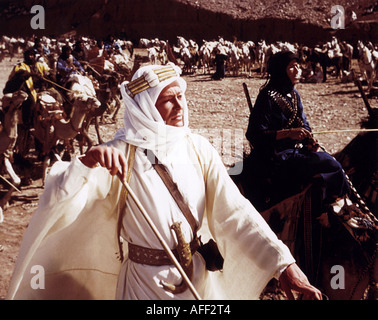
[31,72,43,81]
[79,145,128,182]
[279,263,323,300]
[276,128,312,141]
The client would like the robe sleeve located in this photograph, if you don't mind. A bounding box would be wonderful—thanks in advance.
[193,135,295,299]
[246,90,277,152]
[294,89,312,132]
[7,144,125,300]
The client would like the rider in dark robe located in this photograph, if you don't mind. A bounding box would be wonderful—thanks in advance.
[245,51,350,210]
[212,48,228,80]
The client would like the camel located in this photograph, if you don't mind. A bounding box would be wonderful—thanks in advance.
[231,86,377,300]
[357,41,377,93]
[65,73,104,152]
[233,139,377,300]
[33,90,101,184]
[88,69,122,126]
[0,90,28,218]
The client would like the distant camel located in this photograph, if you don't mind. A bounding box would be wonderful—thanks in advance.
[0,90,28,219]
[33,89,101,184]
[66,74,104,152]
[357,41,377,93]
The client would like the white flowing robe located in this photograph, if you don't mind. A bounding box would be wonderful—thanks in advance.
[7,134,295,300]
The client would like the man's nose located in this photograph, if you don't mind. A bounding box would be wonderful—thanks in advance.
[172,96,184,109]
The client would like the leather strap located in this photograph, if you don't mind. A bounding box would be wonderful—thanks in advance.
[152,158,198,235]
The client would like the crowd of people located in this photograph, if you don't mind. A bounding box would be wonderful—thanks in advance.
[1,35,131,155]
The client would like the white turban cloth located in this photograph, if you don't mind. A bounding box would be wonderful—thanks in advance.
[115,63,190,163]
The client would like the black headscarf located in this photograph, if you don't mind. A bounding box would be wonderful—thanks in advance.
[59,45,72,60]
[266,51,299,94]
[23,48,36,65]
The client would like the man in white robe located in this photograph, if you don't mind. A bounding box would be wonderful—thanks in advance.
[7,63,322,300]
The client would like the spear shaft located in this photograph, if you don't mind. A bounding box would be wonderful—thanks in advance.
[0,174,21,193]
[313,128,378,134]
[117,172,202,300]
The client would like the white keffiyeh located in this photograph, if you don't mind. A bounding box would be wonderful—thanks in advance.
[115,63,190,163]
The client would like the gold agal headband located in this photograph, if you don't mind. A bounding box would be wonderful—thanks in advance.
[125,64,179,98]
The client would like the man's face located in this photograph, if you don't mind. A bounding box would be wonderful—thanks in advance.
[26,52,36,65]
[286,60,301,85]
[155,81,185,127]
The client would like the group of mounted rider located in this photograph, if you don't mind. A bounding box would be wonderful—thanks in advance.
[0,35,132,187]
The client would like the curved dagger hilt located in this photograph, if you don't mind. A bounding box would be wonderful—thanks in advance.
[161,221,194,294]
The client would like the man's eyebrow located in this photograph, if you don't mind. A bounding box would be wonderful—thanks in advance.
[162,88,182,98]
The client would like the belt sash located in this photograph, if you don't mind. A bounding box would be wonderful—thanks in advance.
[128,237,200,266]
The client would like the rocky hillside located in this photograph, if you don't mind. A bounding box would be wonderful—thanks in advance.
[0,0,376,45]
[177,0,377,27]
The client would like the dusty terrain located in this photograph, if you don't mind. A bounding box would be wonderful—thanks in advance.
[0,53,376,300]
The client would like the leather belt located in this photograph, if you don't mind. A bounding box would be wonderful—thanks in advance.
[128,237,200,266]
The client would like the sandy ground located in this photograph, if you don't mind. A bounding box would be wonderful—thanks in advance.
[0,54,376,299]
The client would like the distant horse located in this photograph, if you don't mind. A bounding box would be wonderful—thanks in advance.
[0,91,28,218]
